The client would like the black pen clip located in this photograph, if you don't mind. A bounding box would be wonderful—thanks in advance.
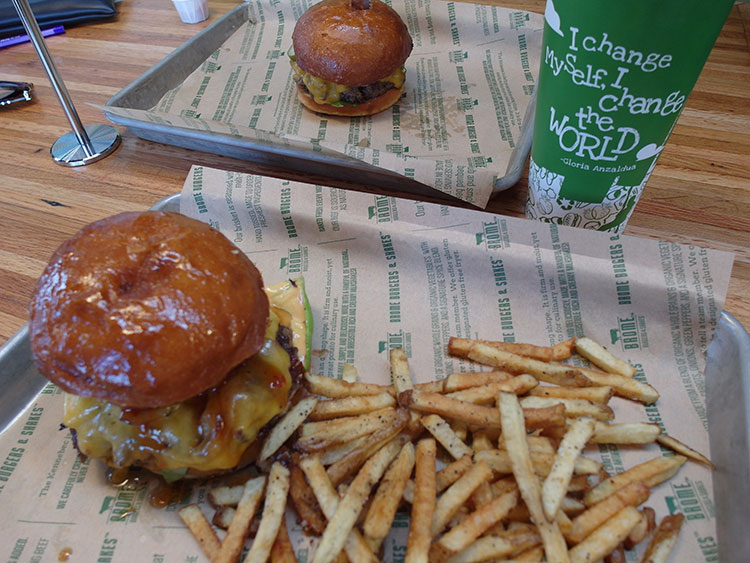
[0,81,34,107]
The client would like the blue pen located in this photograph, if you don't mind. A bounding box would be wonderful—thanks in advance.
[0,25,65,49]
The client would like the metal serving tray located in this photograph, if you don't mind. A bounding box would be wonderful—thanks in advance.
[2,195,747,561]
[706,311,750,562]
[103,4,535,206]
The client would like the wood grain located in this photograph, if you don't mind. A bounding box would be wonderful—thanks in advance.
[1,0,748,346]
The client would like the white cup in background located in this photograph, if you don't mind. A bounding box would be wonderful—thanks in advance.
[172,0,209,24]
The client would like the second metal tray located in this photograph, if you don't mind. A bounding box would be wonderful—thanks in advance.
[103,4,535,206]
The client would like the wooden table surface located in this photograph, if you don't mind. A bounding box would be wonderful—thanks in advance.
[1,0,748,347]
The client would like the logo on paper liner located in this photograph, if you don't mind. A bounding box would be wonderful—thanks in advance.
[368,196,399,223]
[378,330,412,356]
[475,218,510,250]
[280,245,309,275]
[609,313,649,351]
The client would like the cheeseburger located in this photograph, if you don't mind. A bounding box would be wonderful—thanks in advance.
[290,0,413,116]
[29,211,311,481]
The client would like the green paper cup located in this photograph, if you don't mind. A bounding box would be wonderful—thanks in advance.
[527,0,734,233]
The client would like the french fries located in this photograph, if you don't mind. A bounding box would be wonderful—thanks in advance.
[176,334,709,563]
[584,456,687,506]
[208,484,245,508]
[515,404,568,431]
[606,544,627,563]
[542,417,596,520]
[624,506,655,550]
[421,414,473,460]
[288,463,327,536]
[400,389,566,431]
[498,392,570,562]
[178,504,221,559]
[400,389,503,428]
[260,397,318,462]
[568,506,642,563]
[297,407,402,452]
[499,434,556,455]
[430,489,518,561]
[325,411,409,486]
[213,476,267,563]
[467,344,591,387]
[641,513,685,562]
[431,461,494,536]
[245,463,291,562]
[390,347,414,396]
[442,527,541,563]
[212,505,236,530]
[340,363,358,383]
[439,370,515,392]
[475,448,601,477]
[313,440,401,563]
[470,430,494,453]
[449,336,575,362]
[529,384,614,404]
[590,422,662,444]
[656,434,715,468]
[575,337,636,378]
[305,372,393,398]
[403,454,473,504]
[362,442,415,551]
[270,514,298,563]
[577,366,660,404]
[512,544,545,562]
[445,375,538,404]
[298,455,378,563]
[520,395,614,421]
[406,438,437,563]
[309,392,396,420]
[567,481,651,544]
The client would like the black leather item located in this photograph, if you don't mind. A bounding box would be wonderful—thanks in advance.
[0,0,116,38]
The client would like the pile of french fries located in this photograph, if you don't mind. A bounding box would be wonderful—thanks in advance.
[179,336,713,562]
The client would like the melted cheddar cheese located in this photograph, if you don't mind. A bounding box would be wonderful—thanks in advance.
[289,57,405,106]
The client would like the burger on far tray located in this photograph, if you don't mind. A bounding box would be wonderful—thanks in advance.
[290,0,413,116]
[28,211,312,482]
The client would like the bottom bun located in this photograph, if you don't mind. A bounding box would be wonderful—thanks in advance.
[296,85,405,117]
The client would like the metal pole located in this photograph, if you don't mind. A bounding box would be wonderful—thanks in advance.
[11,0,120,166]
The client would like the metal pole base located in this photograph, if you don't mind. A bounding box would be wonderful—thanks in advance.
[51,124,121,167]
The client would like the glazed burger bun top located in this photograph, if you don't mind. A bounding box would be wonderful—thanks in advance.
[292,0,413,86]
[29,211,269,409]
